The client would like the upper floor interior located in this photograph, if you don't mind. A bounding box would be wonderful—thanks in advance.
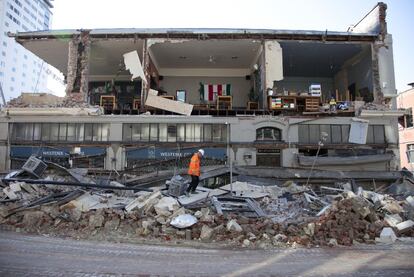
[8,2,397,117]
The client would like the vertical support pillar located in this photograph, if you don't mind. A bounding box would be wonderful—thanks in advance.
[65,30,91,105]
[140,39,150,112]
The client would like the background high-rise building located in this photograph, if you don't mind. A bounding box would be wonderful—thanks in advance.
[0,0,53,102]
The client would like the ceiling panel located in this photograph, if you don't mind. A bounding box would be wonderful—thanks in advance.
[150,40,261,69]
[280,41,370,77]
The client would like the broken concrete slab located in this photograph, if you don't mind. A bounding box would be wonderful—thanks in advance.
[177,187,226,206]
[3,187,18,200]
[145,89,193,116]
[219,181,269,199]
[123,50,147,84]
[89,214,105,228]
[125,191,161,213]
[384,214,403,227]
[226,219,243,232]
[396,220,414,232]
[200,225,214,241]
[9,182,22,193]
[406,196,414,207]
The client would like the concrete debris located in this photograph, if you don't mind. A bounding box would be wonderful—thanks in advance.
[200,225,214,241]
[376,227,397,243]
[145,89,193,116]
[406,196,414,207]
[1,165,414,249]
[384,214,403,227]
[226,219,243,232]
[396,220,414,232]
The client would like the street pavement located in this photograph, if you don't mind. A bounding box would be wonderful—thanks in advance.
[0,231,413,276]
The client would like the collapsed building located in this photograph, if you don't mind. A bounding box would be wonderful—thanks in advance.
[1,2,414,249]
[0,2,405,174]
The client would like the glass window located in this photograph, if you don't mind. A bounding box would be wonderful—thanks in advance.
[256,127,281,141]
[84,123,93,141]
[185,124,202,142]
[12,123,31,140]
[298,125,310,144]
[131,124,141,141]
[141,124,149,141]
[67,123,76,141]
[59,123,67,141]
[41,123,50,140]
[101,124,109,141]
[50,123,59,141]
[33,123,41,140]
[407,144,414,164]
[341,125,350,143]
[76,124,84,141]
[150,123,158,141]
[123,124,132,141]
[331,125,342,144]
[176,90,186,102]
[204,124,212,142]
[159,124,167,142]
[212,125,226,142]
[177,124,185,142]
[92,123,102,141]
[167,124,177,142]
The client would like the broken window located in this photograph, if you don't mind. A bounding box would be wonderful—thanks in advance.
[256,127,281,141]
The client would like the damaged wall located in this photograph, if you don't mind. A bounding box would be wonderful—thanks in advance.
[264,40,283,89]
[65,31,91,100]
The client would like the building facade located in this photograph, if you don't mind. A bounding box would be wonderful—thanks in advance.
[0,0,53,102]
[0,3,404,173]
[397,85,414,170]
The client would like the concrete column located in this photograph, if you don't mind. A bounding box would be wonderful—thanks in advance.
[105,143,124,171]
[65,30,91,104]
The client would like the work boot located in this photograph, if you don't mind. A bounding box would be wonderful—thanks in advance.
[191,191,199,195]
[185,191,190,197]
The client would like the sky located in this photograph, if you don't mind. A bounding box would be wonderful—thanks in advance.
[50,0,414,93]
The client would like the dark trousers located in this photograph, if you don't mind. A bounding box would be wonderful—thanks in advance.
[187,175,199,192]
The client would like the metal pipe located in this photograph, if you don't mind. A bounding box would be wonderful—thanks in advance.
[1,178,153,192]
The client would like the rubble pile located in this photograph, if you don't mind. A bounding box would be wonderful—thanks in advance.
[5,92,98,109]
[1,168,414,249]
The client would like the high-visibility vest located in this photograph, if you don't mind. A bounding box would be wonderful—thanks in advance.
[188,153,201,176]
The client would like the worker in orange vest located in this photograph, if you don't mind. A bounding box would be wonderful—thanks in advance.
[185,149,204,196]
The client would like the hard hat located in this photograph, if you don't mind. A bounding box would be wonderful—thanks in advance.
[198,149,205,156]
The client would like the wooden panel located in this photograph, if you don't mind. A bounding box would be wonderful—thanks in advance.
[217,96,232,110]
